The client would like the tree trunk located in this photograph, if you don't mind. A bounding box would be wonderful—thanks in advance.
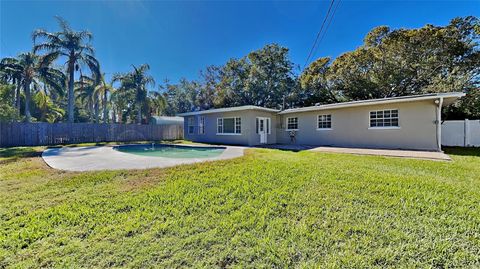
[24,80,31,123]
[137,101,142,124]
[112,107,116,123]
[67,57,75,123]
[103,91,108,123]
[94,100,99,123]
[15,82,21,119]
[90,101,94,122]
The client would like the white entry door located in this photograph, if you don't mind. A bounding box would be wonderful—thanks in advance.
[258,117,267,144]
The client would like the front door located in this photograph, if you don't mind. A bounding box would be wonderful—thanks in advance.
[258,118,267,144]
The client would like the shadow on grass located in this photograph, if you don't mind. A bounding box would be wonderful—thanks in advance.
[444,146,480,157]
[254,144,317,152]
[0,147,42,161]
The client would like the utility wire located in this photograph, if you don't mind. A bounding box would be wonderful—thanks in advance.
[303,0,336,70]
[311,0,341,60]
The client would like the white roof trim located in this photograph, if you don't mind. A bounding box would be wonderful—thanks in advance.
[177,105,280,116]
[278,92,465,115]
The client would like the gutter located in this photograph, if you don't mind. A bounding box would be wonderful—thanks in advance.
[435,97,444,152]
[279,92,465,115]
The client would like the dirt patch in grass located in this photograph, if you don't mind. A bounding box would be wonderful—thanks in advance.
[118,169,169,192]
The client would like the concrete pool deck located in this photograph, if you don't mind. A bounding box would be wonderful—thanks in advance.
[42,143,451,172]
[42,144,246,171]
[260,144,451,161]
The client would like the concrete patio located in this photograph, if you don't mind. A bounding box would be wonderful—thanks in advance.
[42,144,246,171]
[259,144,451,161]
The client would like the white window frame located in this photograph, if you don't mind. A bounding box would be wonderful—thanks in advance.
[317,114,332,130]
[216,117,242,135]
[256,117,271,134]
[368,109,400,130]
[286,117,298,131]
[198,116,205,134]
[187,117,195,134]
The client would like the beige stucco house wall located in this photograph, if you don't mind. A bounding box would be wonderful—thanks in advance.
[179,92,465,151]
[181,107,279,146]
[276,99,438,150]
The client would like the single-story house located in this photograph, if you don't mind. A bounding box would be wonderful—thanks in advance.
[178,92,465,151]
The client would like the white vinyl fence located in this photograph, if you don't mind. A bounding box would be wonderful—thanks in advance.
[442,119,480,147]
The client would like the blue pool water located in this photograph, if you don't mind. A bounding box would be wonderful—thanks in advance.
[114,144,225,158]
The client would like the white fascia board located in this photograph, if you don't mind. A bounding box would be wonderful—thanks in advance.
[177,106,280,116]
[278,92,465,115]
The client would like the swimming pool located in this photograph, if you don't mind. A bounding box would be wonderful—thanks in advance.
[114,144,226,158]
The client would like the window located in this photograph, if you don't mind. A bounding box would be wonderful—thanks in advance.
[199,116,205,134]
[317,114,332,129]
[217,118,223,133]
[217,117,241,134]
[188,117,195,134]
[286,117,298,130]
[235,117,241,133]
[370,109,399,128]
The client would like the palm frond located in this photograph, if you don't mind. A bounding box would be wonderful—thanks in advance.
[32,29,62,45]
[33,43,62,53]
[39,52,60,67]
[55,16,72,33]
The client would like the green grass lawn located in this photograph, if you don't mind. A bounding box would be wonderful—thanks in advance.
[1,146,479,268]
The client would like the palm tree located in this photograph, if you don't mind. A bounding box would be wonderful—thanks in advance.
[34,90,65,122]
[75,74,98,122]
[112,64,155,124]
[0,52,65,122]
[110,87,133,123]
[1,59,23,117]
[148,91,167,116]
[95,73,114,123]
[33,16,100,123]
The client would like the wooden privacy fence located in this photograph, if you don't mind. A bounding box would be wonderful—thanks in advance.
[0,122,183,147]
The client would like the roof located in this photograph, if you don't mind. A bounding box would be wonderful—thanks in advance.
[278,92,465,115]
[177,105,280,116]
[150,116,184,124]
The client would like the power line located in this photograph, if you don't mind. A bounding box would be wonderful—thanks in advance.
[311,0,341,61]
[302,0,336,70]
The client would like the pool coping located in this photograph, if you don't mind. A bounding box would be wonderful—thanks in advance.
[42,143,246,172]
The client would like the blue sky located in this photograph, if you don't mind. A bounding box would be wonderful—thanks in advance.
[1,0,478,85]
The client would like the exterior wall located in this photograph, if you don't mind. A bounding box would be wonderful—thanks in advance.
[183,110,278,146]
[245,110,278,146]
[276,100,439,151]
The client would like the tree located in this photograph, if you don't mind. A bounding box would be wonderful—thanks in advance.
[299,57,340,106]
[197,65,221,110]
[213,44,297,109]
[33,16,100,123]
[33,90,64,123]
[300,16,479,119]
[75,74,98,122]
[328,16,479,101]
[216,58,251,107]
[0,52,65,122]
[148,91,167,116]
[0,62,22,116]
[246,44,296,108]
[95,73,114,123]
[110,86,133,123]
[112,64,155,124]
[0,83,20,122]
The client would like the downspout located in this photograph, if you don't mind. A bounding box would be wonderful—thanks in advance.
[435,97,443,152]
